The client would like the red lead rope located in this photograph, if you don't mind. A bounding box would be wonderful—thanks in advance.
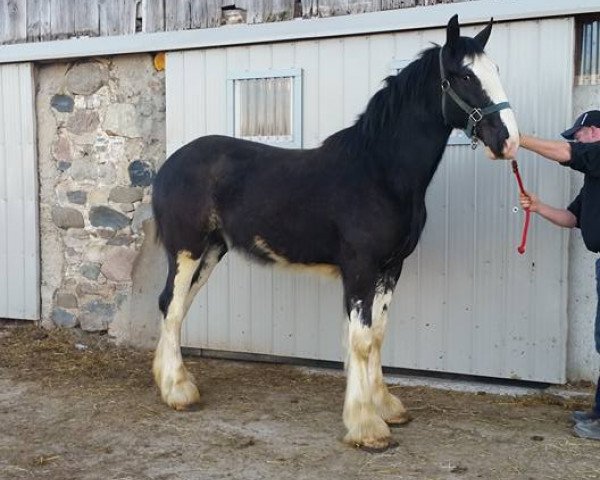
[511,160,530,254]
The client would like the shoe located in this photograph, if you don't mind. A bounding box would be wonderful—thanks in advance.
[571,410,600,423]
[574,419,600,440]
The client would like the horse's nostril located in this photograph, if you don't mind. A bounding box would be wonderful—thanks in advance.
[502,138,518,159]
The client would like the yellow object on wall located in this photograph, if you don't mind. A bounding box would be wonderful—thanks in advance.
[154,52,165,71]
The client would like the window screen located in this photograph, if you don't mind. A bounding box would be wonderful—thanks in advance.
[228,69,302,148]
[576,16,600,86]
[234,76,292,142]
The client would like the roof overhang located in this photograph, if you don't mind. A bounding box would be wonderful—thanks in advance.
[0,0,598,64]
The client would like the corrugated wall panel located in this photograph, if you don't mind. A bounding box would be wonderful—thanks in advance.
[387,30,425,370]
[169,17,572,382]
[0,67,7,315]
[0,63,39,320]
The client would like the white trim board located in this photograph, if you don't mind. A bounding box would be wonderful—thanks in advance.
[0,0,598,64]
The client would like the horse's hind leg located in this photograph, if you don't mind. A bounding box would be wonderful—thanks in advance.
[154,250,201,410]
[181,239,227,318]
[153,239,226,410]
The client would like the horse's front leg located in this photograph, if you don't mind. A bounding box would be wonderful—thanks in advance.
[343,290,391,451]
[369,281,411,426]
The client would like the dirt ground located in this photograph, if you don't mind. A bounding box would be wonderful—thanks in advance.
[0,324,599,480]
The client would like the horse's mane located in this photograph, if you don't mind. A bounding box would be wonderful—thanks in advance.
[360,47,441,138]
[322,39,485,152]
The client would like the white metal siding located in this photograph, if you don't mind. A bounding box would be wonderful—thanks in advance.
[167,18,572,382]
[0,63,39,320]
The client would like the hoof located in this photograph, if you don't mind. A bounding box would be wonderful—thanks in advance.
[352,439,399,453]
[386,412,412,427]
[162,379,201,411]
[344,422,392,453]
[172,399,201,412]
[374,391,410,426]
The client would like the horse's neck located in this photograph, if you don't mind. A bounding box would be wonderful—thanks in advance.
[353,54,454,194]
[375,99,453,197]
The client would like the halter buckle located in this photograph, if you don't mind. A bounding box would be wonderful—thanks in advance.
[469,108,483,123]
[441,79,450,91]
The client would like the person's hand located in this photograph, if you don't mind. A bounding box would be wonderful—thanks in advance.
[519,191,540,212]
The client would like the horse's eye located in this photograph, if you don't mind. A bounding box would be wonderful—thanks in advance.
[463,74,471,81]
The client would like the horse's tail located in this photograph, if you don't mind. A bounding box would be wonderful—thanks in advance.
[152,208,163,245]
[151,173,165,246]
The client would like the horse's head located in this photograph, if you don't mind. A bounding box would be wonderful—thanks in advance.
[440,15,519,159]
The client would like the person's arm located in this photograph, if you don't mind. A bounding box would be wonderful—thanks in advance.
[519,191,578,228]
[519,134,572,163]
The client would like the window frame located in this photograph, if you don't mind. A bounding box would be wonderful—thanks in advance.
[227,68,303,148]
[575,14,600,86]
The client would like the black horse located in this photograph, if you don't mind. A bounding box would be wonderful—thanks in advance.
[152,15,519,451]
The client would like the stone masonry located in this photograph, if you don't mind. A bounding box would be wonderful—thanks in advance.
[37,55,165,332]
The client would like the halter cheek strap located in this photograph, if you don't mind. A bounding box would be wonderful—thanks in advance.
[439,47,511,146]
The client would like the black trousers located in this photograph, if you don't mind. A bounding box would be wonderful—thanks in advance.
[595,258,600,412]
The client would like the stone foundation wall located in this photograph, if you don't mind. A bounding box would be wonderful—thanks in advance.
[37,55,165,332]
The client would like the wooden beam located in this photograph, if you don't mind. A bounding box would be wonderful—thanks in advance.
[301,0,318,17]
[318,0,349,17]
[1,0,598,62]
[26,0,51,42]
[165,0,191,31]
[49,0,74,40]
[190,0,221,29]
[349,0,381,13]
[99,0,137,36]
[1,0,27,44]
[74,0,100,38]
[143,0,165,32]
[382,0,416,8]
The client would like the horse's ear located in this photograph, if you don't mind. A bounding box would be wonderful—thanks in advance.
[446,14,460,49]
[474,18,493,48]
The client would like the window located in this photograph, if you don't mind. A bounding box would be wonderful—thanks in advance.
[390,59,470,145]
[575,15,600,86]
[227,68,302,148]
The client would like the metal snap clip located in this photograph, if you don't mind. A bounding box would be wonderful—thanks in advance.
[469,108,483,123]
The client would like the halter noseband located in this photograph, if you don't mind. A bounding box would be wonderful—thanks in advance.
[438,47,511,149]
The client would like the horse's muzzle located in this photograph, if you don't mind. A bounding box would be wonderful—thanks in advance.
[484,137,519,160]
[502,138,519,159]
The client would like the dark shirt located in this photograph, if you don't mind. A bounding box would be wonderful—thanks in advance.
[565,142,600,253]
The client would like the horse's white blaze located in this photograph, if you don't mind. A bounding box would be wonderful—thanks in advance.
[468,54,520,157]
[154,250,201,408]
